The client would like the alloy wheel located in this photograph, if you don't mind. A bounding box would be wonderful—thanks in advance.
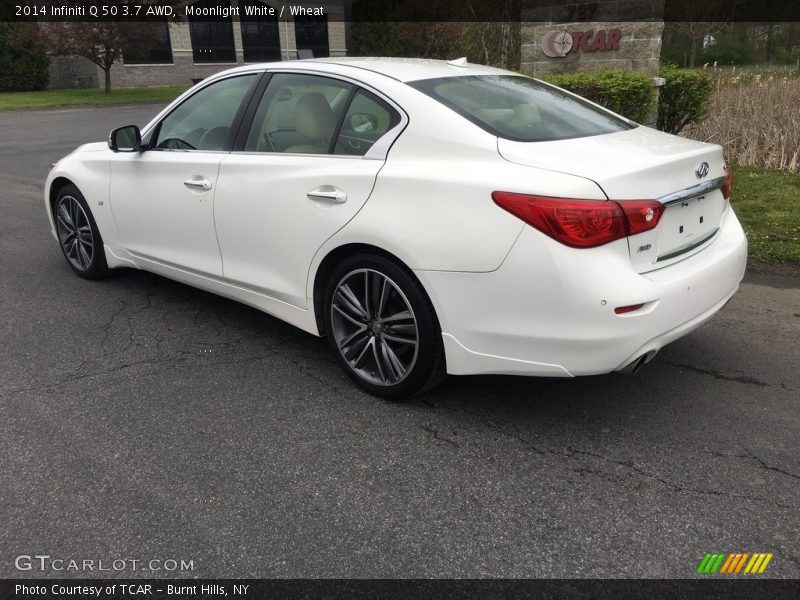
[55,195,94,271]
[330,268,419,386]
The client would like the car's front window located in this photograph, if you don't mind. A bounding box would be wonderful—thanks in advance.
[154,74,258,151]
[408,75,635,142]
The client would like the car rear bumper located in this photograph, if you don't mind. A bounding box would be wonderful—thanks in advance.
[416,206,747,377]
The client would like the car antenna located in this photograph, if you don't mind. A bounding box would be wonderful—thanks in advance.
[446,57,469,67]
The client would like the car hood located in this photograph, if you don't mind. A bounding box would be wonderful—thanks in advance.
[74,141,108,154]
[498,126,725,200]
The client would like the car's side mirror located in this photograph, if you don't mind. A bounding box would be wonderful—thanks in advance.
[108,125,142,153]
[349,113,379,134]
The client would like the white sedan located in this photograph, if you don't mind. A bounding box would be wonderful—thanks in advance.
[45,58,747,399]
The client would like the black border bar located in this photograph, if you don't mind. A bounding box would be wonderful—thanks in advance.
[3,579,800,600]
[4,1,800,23]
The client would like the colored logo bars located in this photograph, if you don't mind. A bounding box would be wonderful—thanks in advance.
[696,552,774,574]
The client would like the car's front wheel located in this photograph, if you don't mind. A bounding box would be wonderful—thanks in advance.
[324,253,446,400]
[53,184,108,279]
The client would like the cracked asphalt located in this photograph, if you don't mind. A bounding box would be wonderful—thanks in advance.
[1,105,798,579]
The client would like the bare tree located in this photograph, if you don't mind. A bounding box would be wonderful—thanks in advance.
[40,22,155,92]
[667,0,730,67]
[462,0,519,69]
[354,0,519,70]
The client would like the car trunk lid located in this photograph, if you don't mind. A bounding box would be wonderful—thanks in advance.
[498,127,728,272]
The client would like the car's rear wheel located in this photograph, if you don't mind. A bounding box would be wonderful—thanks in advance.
[53,184,108,279]
[324,253,446,400]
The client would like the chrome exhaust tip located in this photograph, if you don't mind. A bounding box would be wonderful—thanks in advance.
[618,351,656,375]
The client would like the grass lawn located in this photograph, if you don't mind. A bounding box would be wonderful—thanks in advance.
[0,86,190,110]
[731,166,800,264]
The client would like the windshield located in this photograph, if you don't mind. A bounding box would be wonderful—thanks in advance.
[408,75,635,142]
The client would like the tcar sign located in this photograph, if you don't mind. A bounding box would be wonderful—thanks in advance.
[542,28,622,57]
[541,31,574,57]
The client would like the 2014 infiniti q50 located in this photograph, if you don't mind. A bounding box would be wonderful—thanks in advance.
[45,58,747,399]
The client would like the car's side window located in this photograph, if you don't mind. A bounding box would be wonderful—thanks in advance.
[154,74,258,152]
[244,73,353,154]
[333,90,400,156]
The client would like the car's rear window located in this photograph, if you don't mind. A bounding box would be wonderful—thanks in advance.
[408,75,635,142]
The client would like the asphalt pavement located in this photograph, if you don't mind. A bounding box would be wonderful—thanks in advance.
[0,104,798,578]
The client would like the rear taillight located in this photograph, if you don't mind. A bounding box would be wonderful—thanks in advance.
[722,164,732,199]
[492,192,664,249]
[618,200,665,236]
[491,193,624,248]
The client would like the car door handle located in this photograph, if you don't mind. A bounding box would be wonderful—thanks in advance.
[184,177,212,191]
[307,187,347,204]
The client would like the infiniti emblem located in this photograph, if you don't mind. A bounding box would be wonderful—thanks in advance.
[695,161,710,179]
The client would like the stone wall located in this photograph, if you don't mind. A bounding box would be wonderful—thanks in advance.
[521,1,664,76]
[48,56,98,89]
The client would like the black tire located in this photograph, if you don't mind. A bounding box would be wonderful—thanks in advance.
[323,253,446,400]
[53,184,109,279]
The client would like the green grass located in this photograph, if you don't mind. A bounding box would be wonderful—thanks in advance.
[731,166,800,263]
[0,86,190,110]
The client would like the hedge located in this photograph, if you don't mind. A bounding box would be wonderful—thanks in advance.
[0,24,49,93]
[657,64,714,135]
[540,70,655,124]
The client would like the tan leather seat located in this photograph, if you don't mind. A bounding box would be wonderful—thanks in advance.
[285,93,336,154]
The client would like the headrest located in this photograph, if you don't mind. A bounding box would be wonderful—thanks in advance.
[294,93,335,141]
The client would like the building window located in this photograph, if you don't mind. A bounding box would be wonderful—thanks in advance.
[188,0,236,63]
[240,0,281,62]
[294,15,329,58]
[123,20,173,64]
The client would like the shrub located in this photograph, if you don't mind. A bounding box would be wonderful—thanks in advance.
[701,35,756,66]
[540,70,655,124]
[657,64,713,135]
[775,46,800,66]
[0,23,49,92]
[350,22,407,58]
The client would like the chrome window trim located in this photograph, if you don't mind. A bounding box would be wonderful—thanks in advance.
[146,149,232,155]
[658,176,726,206]
[228,151,364,160]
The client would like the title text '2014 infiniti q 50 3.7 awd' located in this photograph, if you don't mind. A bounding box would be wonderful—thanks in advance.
[45,58,747,399]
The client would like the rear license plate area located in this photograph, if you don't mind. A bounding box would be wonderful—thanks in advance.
[657,193,724,261]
